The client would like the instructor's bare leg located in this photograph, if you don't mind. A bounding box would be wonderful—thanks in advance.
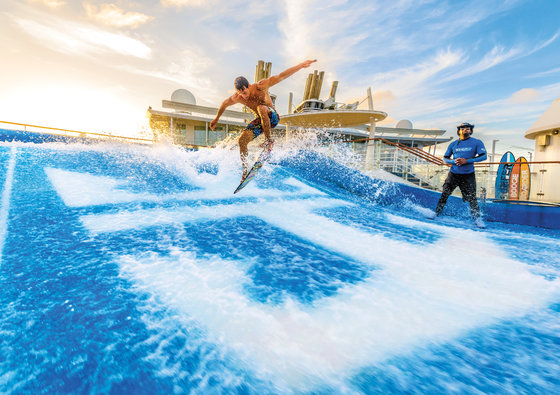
[238,129,253,178]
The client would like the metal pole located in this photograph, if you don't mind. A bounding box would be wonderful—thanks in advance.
[329,81,338,100]
[315,71,324,99]
[538,169,546,201]
[205,121,208,146]
[288,92,293,114]
[303,74,312,101]
[491,139,499,171]
[365,117,376,169]
[309,70,318,100]
[375,140,381,169]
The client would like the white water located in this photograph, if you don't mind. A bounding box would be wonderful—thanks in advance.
[25,137,560,392]
[0,146,17,264]
[116,218,558,390]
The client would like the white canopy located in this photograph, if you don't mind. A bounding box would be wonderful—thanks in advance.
[525,98,560,139]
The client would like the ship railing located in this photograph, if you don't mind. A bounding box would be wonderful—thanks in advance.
[0,120,154,145]
[321,137,560,203]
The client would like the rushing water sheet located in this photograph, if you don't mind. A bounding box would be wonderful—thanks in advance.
[0,141,559,394]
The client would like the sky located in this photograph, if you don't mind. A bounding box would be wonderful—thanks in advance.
[1,0,559,157]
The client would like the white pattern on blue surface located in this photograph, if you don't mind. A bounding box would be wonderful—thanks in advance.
[0,146,16,264]
[47,164,560,391]
[45,167,325,207]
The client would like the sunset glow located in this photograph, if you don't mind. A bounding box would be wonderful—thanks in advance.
[1,0,559,152]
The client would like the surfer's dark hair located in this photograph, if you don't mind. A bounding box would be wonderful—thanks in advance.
[234,76,249,91]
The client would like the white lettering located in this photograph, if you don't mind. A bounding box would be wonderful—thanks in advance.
[520,169,530,199]
[509,173,519,198]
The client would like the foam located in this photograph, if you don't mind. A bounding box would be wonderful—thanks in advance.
[80,198,348,234]
[46,167,325,208]
[0,146,17,264]
[117,205,560,391]
[27,136,560,391]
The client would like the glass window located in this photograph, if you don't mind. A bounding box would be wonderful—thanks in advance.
[176,124,187,144]
[209,128,224,146]
[194,126,206,146]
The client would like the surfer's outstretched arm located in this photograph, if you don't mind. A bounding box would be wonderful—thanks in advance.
[259,59,317,89]
[210,96,237,130]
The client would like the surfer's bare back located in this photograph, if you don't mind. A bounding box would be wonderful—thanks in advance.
[210,59,317,178]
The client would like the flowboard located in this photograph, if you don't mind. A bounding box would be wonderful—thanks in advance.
[234,144,273,194]
[518,157,531,200]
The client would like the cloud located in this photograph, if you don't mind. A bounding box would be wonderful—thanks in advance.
[422,81,560,142]
[13,14,152,59]
[28,0,66,8]
[527,29,560,55]
[268,0,530,122]
[443,30,560,83]
[509,88,539,104]
[7,0,558,149]
[116,48,219,102]
[278,0,314,62]
[372,90,395,103]
[160,0,206,7]
[336,1,523,64]
[377,115,398,126]
[270,0,558,140]
[83,2,153,29]
[443,45,522,82]
[472,83,560,124]
[278,0,373,66]
[371,48,463,96]
[528,66,560,79]
[274,1,519,92]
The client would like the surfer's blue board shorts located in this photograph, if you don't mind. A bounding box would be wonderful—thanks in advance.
[246,107,279,139]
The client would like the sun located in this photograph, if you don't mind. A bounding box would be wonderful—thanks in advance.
[0,83,148,138]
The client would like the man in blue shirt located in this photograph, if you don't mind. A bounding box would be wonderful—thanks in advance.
[433,122,487,227]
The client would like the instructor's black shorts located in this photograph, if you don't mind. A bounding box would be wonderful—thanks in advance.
[442,171,477,201]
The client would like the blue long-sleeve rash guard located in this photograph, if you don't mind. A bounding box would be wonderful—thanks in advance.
[443,137,487,174]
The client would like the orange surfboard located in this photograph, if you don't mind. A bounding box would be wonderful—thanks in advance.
[518,157,531,200]
[508,158,521,200]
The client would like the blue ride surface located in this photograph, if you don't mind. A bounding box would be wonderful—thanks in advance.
[1,139,559,394]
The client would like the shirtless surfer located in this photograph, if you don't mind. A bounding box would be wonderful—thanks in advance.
[210,59,317,179]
